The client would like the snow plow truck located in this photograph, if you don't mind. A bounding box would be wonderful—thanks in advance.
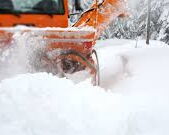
[0,0,127,85]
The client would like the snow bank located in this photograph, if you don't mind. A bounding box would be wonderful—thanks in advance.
[0,73,138,135]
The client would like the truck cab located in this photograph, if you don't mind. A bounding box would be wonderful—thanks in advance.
[0,0,69,27]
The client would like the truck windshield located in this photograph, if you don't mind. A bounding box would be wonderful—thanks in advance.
[0,0,65,14]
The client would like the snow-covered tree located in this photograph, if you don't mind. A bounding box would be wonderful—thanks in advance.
[100,0,169,44]
[157,1,169,44]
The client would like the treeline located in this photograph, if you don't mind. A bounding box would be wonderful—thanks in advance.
[101,0,169,45]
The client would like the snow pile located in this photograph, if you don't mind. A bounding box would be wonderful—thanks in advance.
[1,39,169,135]
[0,71,169,135]
[0,73,136,135]
[0,25,96,32]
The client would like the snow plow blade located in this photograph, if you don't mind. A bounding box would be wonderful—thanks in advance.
[0,27,100,85]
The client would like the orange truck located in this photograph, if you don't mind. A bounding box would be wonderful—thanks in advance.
[0,0,127,85]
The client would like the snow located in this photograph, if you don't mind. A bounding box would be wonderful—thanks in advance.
[0,39,169,135]
[96,39,169,90]
[0,25,96,32]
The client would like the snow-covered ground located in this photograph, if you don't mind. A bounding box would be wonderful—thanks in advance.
[0,38,169,135]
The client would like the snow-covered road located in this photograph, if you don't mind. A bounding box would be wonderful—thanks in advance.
[0,39,169,135]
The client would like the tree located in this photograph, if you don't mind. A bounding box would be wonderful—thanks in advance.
[146,0,151,45]
[74,0,83,11]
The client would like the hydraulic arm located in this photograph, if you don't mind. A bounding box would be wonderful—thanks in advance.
[74,0,127,38]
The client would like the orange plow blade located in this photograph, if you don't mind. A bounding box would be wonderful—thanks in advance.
[0,27,100,85]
